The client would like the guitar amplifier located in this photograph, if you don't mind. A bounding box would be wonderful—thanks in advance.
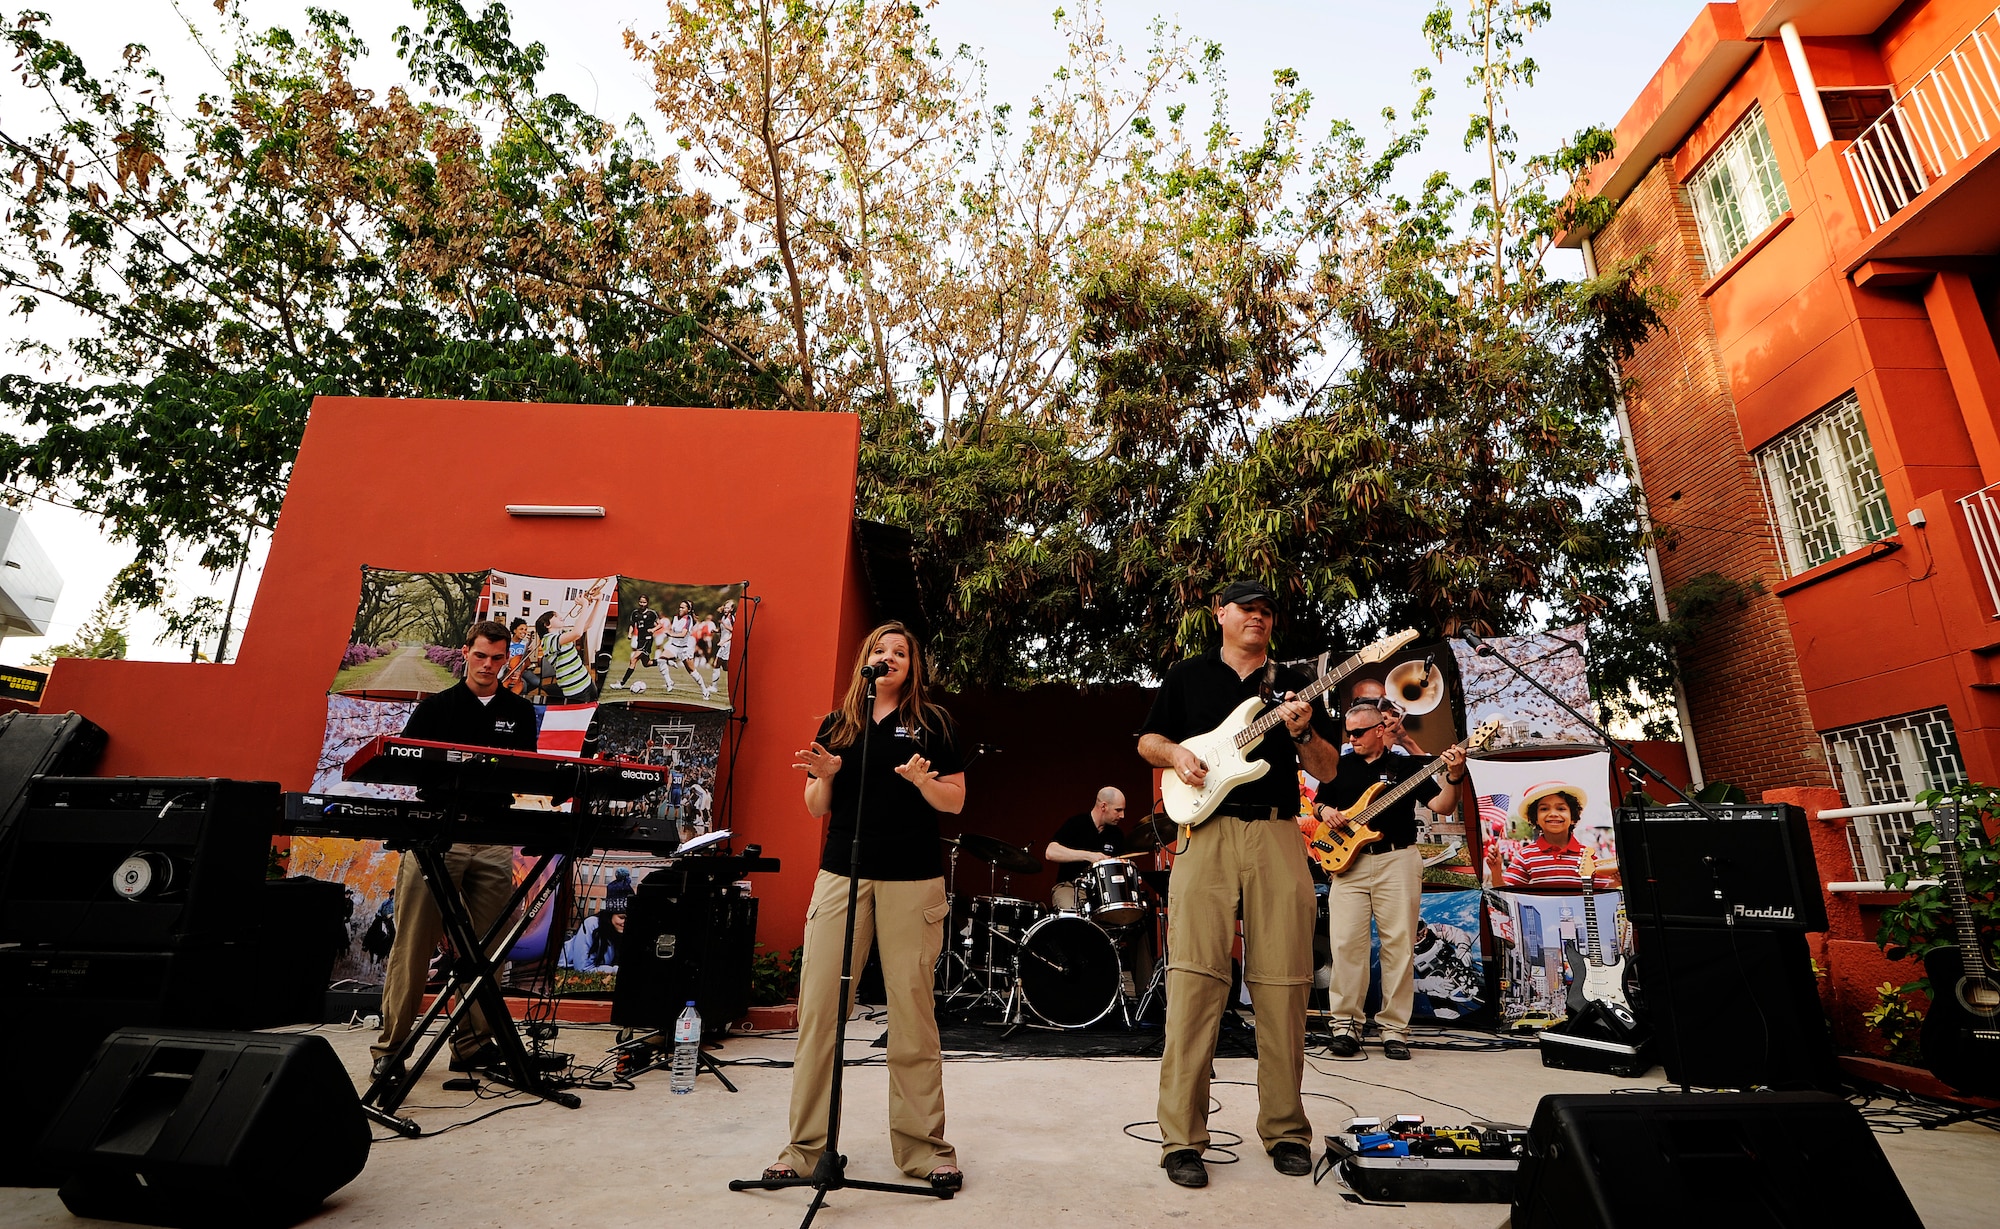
[0,778,280,950]
[612,869,758,1034]
[1612,803,1826,931]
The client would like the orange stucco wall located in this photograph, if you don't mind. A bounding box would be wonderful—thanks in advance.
[38,396,870,955]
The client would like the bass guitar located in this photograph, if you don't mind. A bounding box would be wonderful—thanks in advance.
[1563,848,1630,1019]
[1307,719,1501,876]
[1159,630,1417,827]
[1920,805,2000,1097]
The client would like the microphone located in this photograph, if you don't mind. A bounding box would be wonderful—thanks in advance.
[1458,629,1494,656]
[858,662,891,679]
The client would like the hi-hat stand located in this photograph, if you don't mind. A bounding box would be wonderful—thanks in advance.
[728,668,951,1225]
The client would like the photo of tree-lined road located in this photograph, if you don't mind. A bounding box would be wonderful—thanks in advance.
[331,569,488,696]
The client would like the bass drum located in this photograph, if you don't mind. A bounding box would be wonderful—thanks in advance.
[1015,914,1123,1029]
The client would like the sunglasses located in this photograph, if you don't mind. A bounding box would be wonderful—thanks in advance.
[1345,724,1383,739]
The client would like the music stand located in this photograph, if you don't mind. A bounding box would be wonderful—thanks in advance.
[728,668,951,1224]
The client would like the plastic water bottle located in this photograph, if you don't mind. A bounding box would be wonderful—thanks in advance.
[670,1001,701,1094]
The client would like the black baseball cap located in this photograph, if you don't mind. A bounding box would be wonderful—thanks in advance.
[1213,580,1280,612]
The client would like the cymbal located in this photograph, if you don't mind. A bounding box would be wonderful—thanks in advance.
[956,831,1043,875]
[1127,810,1178,853]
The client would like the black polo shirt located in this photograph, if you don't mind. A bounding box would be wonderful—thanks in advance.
[814,708,966,880]
[1138,647,1331,813]
[1052,811,1127,882]
[1317,749,1441,849]
[402,682,540,750]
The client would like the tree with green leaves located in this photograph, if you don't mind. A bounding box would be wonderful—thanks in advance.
[27,583,128,665]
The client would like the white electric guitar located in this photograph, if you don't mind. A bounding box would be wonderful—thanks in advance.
[1565,848,1630,1016]
[1159,630,1418,827]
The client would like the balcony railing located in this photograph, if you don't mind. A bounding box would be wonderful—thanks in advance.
[1958,479,2000,616]
[1844,7,2000,231]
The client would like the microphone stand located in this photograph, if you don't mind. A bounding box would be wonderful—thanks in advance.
[1458,631,1731,1091]
[729,668,949,1225]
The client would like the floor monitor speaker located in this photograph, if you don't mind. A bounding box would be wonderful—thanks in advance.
[0,711,107,850]
[1512,1091,1921,1228]
[38,1027,370,1228]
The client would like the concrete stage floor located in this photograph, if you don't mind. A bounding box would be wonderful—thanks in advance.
[5,1017,1996,1228]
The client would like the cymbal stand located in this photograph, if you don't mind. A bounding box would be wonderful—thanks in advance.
[1136,899,1171,1023]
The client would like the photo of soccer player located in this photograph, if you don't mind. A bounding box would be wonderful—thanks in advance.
[597,580,746,711]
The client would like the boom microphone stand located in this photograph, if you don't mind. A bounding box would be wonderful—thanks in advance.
[729,664,950,1224]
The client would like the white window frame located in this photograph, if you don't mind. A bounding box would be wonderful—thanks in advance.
[1688,104,1792,272]
[1755,391,1897,576]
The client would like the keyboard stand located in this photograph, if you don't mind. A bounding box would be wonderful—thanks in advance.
[360,818,587,1137]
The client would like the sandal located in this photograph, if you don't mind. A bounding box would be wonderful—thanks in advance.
[762,1164,798,1181]
[927,1167,963,1195]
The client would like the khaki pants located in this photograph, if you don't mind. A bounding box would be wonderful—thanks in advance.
[1157,818,1315,1161]
[780,871,954,1178]
[371,843,517,1063]
[1326,845,1421,1041]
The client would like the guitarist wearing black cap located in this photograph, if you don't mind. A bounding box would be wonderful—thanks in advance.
[1137,580,1340,1189]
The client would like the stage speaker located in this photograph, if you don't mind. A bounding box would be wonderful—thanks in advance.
[38,1027,370,1228]
[1613,803,1826,931]
[1,777,280,949]
[0,710,107,850]
[612,871,758,1034]
[1629,924,1836,1090]
[1512,1091,1921,1228]
[0,946,250,1186]
[244,876,352,1028]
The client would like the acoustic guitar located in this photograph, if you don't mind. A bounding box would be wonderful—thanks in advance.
[1920,806,2000,1097]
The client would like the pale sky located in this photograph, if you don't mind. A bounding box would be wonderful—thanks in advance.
[0,0,1702,667]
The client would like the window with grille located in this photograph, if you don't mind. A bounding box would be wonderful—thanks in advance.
[1823,707,1966,883]
[1755,391,1897,575]
[1688,105,1791,272]
[1823,707,1966,806]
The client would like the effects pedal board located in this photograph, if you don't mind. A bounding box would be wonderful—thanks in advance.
[1321,1114,1527,1203]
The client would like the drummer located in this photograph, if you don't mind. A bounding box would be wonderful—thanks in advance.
[1046,787,1128,912]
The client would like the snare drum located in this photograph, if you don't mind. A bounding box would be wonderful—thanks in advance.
[1015,913,1123,1028]
[1051,878,1085,914]
[1084,857,1148,925]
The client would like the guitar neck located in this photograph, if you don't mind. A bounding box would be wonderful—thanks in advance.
[1938,811,1989,975]
[1236,654,1366,746]
[1352,745,1462,824]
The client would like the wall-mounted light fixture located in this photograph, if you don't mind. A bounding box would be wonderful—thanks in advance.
[505,505,606,518]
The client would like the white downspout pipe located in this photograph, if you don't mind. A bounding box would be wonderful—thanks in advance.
[1582,235,1705,788]
[1781,21,1835,150]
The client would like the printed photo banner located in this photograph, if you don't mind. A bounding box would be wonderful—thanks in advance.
[1485,886,1628,1028]
[1449,625,1598,745]
[1468,751,1618,888]
[1348,888,1487,1024]
[309,567,748,989]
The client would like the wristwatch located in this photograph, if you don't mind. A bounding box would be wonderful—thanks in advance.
[1291,726,1315,746]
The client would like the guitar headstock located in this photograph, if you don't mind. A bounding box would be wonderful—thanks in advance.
[1579,846,1596,879]
[1357,629,1420,664]
[1464,718,1503,754]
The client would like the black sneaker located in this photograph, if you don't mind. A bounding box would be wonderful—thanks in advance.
[1383,1039,1412,1061]
[1163,1149,1208,1188]
[1270,1141,1312,1176]
[1328,1033,1362,1058]
[369,1054,406,1084]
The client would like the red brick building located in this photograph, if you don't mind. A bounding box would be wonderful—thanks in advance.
[1582,0,2000,816]
[1577,1,2000,1057]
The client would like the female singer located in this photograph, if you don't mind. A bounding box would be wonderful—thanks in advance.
[765,623,966,1192]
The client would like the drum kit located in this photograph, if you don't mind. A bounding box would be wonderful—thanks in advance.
[936,812,1178,1031]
